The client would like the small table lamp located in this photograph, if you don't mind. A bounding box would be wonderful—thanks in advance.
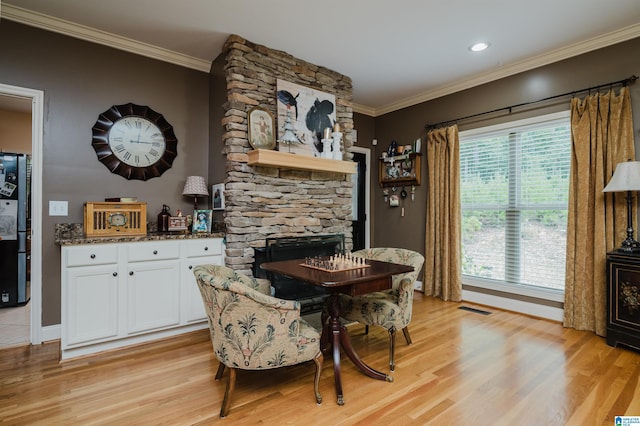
[603,161,640,253]
[182,176,209,210]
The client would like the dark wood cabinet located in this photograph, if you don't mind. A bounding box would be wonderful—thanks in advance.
[606,251,640,351]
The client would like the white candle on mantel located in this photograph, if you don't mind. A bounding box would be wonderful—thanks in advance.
[333,122,341,132]
[323,127,332,140]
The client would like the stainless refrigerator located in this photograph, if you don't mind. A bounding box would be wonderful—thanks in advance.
[0,153,30,307]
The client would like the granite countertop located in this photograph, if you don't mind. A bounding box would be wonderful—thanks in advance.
[55,223,225,246]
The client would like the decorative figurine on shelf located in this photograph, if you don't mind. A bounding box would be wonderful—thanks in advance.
[387,140,398,157]
[386,163,400,179]
[278,110,300,152]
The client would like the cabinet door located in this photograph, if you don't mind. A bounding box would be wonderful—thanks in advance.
[126,260,181,334]
[182,255,222,323]
[63,265,119,347]
[606,255,640,349]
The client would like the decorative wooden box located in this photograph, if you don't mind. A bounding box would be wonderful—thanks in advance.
[84,202,147,237]
[168,216,188,231]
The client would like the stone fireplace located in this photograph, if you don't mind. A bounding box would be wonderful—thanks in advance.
[219,35,355,275]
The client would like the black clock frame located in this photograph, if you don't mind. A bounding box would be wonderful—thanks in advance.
[91,103,178,181]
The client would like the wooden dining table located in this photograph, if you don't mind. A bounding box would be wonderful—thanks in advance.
[260,257,414,405]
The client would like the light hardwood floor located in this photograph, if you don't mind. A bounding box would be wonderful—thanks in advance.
[0,302,29,348]
[1,293,639,425]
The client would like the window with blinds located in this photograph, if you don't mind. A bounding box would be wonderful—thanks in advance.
[459,111,571,296]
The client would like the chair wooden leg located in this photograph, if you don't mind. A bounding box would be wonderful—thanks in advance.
[320,310,330,352]
[388,327,396,371]
[219,367,236,418]
[312,351,323,404]
[402,326,412,345]
[215,362,225,380]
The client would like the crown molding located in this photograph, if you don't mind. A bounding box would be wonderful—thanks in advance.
[371,23,640,117]
[352,102,376,116]
[3,4,638,115]
[1,4,212,72]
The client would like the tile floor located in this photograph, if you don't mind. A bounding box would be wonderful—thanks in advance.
[0,302,30,348]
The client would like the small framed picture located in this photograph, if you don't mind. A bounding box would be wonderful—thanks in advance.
[212,183,225,210]
[248,106,276,150]
[192,209,212,233]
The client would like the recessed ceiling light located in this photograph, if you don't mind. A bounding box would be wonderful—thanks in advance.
[469,42,490,52]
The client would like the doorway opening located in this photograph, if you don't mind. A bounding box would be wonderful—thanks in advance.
[351,146,370,250]
[0,83,43,347]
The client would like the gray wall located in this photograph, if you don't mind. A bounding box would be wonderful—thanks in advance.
[366,37,640,254]
[0,20,211,326]
[208,53,227,224]
[2,17,639,326]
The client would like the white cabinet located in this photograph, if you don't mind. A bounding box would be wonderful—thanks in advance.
[125,241,181,334]
[62,244,120,347]
[181,238,224,323]
[64,263,119,346]
[61,237,224,360]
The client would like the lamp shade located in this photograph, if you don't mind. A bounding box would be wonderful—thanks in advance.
[603,161,640,192]
[182,176,209,197]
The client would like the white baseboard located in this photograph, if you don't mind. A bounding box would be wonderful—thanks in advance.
[40,324,61,343]
[462,289,564,322]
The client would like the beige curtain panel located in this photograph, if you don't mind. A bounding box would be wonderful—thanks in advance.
[424,125,462,302]
[564,87,635,336]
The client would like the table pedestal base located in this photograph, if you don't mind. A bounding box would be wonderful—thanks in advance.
[322,294,393,405]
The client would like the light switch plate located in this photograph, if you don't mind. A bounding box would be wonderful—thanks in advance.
[49,200,68,216]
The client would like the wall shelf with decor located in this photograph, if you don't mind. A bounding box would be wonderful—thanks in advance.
[379,153,421,187]
[247,149,356,174]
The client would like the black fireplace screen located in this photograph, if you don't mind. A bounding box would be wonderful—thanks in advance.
[253,234,345,314]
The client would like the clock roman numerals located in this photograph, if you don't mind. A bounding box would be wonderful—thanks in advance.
[107,115,166,167]
[94,104,176,180]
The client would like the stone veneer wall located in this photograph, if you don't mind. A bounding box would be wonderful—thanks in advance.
[220,35,355,275]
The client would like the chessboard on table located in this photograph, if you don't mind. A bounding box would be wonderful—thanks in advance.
[300,254,371,273]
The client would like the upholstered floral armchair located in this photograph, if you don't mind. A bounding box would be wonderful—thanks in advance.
[193,264,323,418]
[338,248,424,371]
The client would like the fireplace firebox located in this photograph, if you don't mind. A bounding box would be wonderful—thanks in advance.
[253,234,345,314]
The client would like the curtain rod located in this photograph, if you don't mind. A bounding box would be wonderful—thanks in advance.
[425,74,638,131]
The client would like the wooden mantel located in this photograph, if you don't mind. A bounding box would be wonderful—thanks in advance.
[247,149,357,174]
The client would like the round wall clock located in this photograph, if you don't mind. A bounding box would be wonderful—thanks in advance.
[91,103,178,181]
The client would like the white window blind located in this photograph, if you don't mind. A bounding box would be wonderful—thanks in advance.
[459,111,571,294]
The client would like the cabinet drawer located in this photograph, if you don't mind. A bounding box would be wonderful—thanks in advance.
[127,241,180,262]
[185,238,223,258]
[65,244,118,267]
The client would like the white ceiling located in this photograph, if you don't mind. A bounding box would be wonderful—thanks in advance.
[3,0,640,116]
